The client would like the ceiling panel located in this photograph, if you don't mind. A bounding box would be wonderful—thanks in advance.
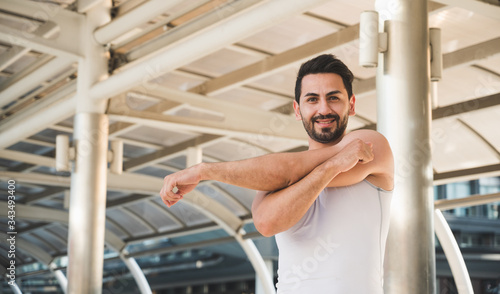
[211,87,290,111]
[120,125,200,147]
[429,7,500,54]
[107,207,156,237]
[126,200,183,233]
[437,66,500,107]
[203,138,269,162]
[309,0,374,25]
[181,47,263,77]
[458,105,500,154]
[432,118,500,173]
[238,14,341,54]
[475,55,500,76]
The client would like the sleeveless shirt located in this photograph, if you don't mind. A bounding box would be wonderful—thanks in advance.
[275,180,392,294]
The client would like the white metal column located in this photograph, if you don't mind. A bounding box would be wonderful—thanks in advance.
[375,0,436,293]
[66,1,111,293]
[120,255,153,294]
[255,259,274,294]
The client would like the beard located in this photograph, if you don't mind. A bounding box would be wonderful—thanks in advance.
[301,112,349,144]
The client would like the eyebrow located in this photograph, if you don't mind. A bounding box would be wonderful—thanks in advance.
[304,90,343,97]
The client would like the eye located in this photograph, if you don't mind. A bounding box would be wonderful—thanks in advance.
[328,96,339,101]
[306,97,318,102]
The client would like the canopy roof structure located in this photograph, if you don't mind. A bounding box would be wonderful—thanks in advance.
[0,0,500,293]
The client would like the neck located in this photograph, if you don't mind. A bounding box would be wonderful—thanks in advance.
[308,133,345,150]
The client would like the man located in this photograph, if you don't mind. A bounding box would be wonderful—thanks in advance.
[160,54,394,293]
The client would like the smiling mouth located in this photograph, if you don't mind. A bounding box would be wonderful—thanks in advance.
[314,119,335,126]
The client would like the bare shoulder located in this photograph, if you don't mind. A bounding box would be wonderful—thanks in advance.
[347,129,394,190]
[344,129,390,144]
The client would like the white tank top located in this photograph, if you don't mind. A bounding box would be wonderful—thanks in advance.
[275,180,392,294]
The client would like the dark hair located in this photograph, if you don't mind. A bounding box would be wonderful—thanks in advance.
[294,54,354,103]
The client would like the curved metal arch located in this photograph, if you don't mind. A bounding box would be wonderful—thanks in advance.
[0,202,125,251]
[0,231,65,293]
[107,171,276,293]
[1,171,276,293]
[181,190,276,294]
[434,210,473,294]
[0,203,155,293]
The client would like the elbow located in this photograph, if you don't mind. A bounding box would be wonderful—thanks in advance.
[253,214,277,237]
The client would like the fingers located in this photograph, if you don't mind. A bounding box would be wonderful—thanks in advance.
[160,176,183,207]
[163,195,183,207]
[359,141,374,164]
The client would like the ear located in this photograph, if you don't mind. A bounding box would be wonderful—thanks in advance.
[348,95,356,116]
[293,100,302,121]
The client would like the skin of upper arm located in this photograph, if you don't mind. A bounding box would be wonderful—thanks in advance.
[327,129,394,189]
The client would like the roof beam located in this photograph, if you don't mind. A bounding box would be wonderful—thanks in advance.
[432,91,500,119]
[433,163,500,185]
[0,22,81,60]
[0,202,127,252]
[108,85,308,143]
[123,134,223,171]
[443,37,500,70]
[89,0,335,102]
[435,191,500,210]
[0,0,84,58]
[355,37,500,96]
[189,24,359,96]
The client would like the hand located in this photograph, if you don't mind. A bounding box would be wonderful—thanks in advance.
[160,164,202,207]
[329,139,374,173]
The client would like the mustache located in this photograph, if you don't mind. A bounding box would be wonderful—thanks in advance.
[312,114,339,123]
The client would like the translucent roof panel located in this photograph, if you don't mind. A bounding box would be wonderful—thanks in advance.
[212,183,257,211]
[149,71,206,90]
[125,200,183,233]
[249,67,298,97]
[475,54,500,75]
[429,7,500,54]
[458,105,500,154]
[120,125,200,147]
[182,48,263,77]
[107,207,156,237]
[203,139,269,162]
[196,184,249,217]
[309,0,374,25]
[239,15,342,54]
[158,199,213,227]
[437,66,500,107]
[432,118,500,173]
[32,228,67,253]
[211,87,290,111]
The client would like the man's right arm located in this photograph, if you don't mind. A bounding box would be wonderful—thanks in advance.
[160,139,348,206]
[159,130,373,207]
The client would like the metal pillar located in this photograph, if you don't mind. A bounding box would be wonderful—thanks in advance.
[66,1,111,293]
[375,0,435,293]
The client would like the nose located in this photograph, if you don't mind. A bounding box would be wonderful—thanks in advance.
[318,98,332,116]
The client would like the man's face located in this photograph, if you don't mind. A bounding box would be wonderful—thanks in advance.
[293,73,355,144]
